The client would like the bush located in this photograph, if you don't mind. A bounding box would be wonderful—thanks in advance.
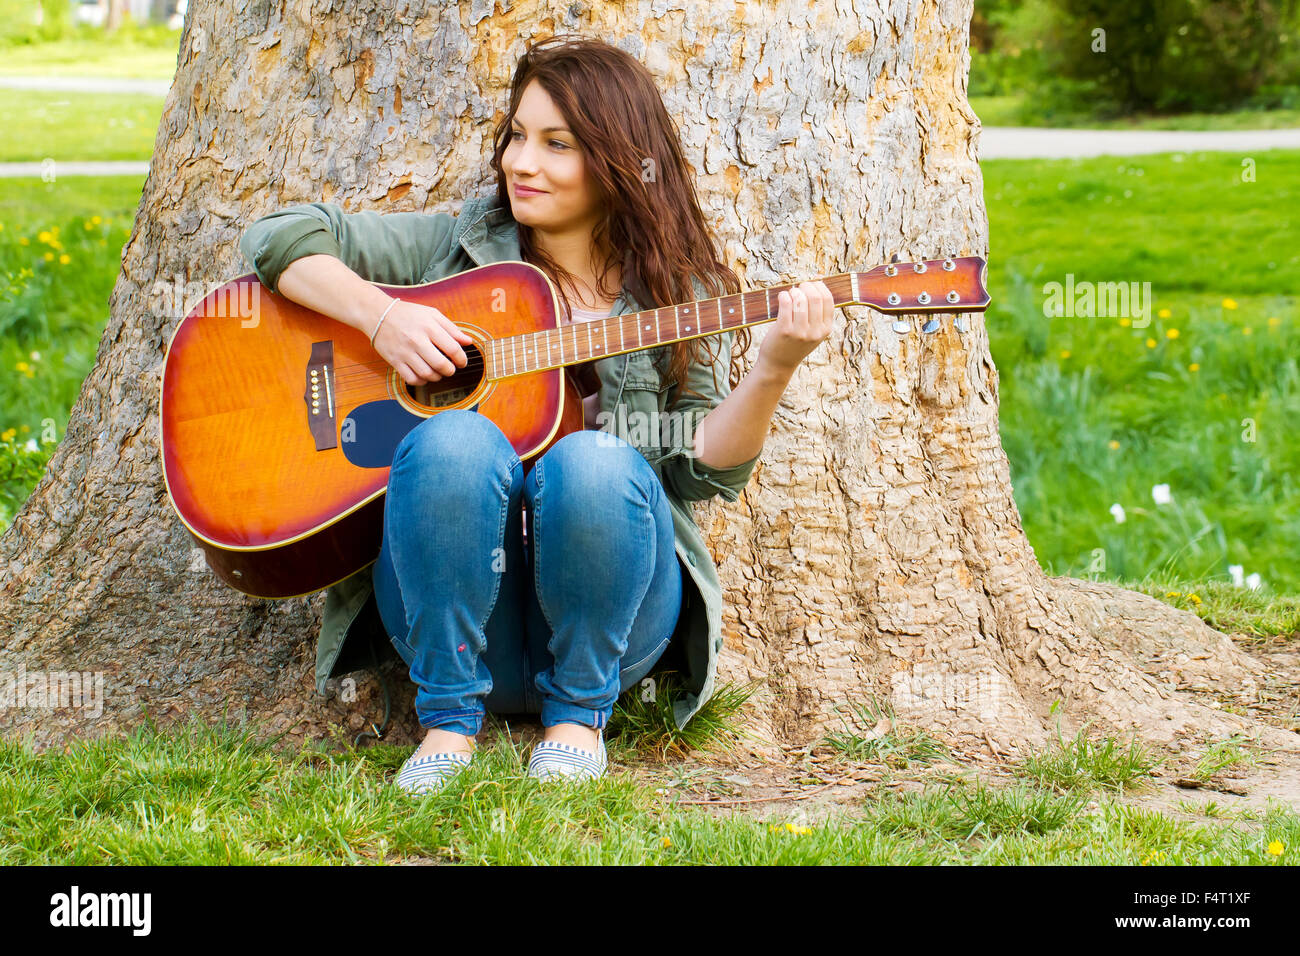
[1034,0,1300,115]
[0,0,72,46]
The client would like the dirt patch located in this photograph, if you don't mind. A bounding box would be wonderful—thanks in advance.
[600,633,1300,824]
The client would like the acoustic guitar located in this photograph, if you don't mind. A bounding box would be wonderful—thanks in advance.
[160,256,990,599]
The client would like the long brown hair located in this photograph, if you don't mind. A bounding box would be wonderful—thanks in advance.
[489,34,750,404]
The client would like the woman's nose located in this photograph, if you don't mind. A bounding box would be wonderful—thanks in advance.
[513,139,541,173]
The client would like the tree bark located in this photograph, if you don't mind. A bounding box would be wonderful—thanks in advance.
[2,0,1292,761]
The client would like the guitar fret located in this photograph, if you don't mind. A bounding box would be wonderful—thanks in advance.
[587,320,593,358]
[511,335,518,375]
[558,322,565,364]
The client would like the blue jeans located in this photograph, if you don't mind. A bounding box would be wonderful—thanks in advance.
[372,408,683,736]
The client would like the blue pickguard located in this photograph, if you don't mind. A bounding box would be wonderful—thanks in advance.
[341,400,479,468]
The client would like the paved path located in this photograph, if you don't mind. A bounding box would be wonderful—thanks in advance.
[979,126,1300,159]
[0,160,149,178]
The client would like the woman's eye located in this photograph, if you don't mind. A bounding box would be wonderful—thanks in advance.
[509,130,568,150]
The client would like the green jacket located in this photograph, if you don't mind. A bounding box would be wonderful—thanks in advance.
[239,195,760,729]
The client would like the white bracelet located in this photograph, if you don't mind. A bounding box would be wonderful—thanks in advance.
[370,297,400,346]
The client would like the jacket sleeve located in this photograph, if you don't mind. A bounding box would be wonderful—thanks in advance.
[658,327,762,504]
[238,201,458,293]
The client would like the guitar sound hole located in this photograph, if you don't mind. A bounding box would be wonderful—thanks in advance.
[405,342,485,409]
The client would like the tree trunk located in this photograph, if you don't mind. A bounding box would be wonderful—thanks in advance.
[104,0,129,32]
[2,0,1292,761]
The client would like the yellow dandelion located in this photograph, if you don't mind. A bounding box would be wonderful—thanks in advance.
[1,428,15,442]
[83,221,93,230]
[661,837,672,849]
[98,239,107,247]
[1120,317,1132,327]
[51,225,59,235]
[1267,840,1284,856]
[15,362,29,373]
[19,424,30,432]
[1243,327,1253,335]
[0,221,5,231]
[91,215,102,225]
[1146,338,1157,348]
[1109,440,1120,450]
[1189,594,1202,605]
[18,236,29,245]
[23,367,33,378]
[1165,328,1179,339]
[1157,308,1171,318]
[1188,363,1200,372]
[58,254,70,265]
[1222,298,1238,310]
[37,230,52,244]
[784,823,812,835]
[1166,591,1181,598]
[1060,350,1071,359]
[43,252,53,262]
[1267,316,1280,328]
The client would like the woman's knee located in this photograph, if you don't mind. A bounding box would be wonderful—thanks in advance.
[393,409,517,479]
[535,430,656,506]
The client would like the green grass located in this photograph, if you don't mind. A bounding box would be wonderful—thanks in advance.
[0,175,143,527]
[972,93,1300,130]
[1,716,1293,864]
[820,697,952,768]
[0,89,164,162]
[984,149,1300,592]
[608,670,755,760]
[1015,721,1160,796]
[0,28,181,79]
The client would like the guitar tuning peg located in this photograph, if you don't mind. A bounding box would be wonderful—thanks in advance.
[921,317,941,334]
[892,317,910,334]
[953,315,969,333]
[889,253,901,264]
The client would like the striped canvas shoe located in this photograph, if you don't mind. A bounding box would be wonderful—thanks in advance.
[527,733,608,782]
[394,751,473,795]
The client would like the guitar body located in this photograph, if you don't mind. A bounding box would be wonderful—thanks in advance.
[160,261,585,599]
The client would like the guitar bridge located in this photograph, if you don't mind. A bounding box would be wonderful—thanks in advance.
[306,341,338,451]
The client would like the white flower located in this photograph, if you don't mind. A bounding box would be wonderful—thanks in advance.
[1151,484,1172,505]
[1228,565,1244,587]
[1109,503,1126,523]
[1246,573,1261,591]
[28,351,40,361]
[23,439,38,452]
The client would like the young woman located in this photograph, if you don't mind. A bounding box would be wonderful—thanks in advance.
[242,35,834,793]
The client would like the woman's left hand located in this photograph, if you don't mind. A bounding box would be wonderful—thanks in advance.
[755,280,836,378]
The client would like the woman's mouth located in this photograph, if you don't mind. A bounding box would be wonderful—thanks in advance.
[514,184,546,197]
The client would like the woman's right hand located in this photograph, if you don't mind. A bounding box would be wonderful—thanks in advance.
[370,299,476,386]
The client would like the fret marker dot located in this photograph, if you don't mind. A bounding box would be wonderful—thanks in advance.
[728,308,734,314]
[686,325,692,331]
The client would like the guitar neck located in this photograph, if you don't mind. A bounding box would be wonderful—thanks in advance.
[487,256,989,380]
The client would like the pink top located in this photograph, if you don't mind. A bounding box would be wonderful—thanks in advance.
[565,303,611,429]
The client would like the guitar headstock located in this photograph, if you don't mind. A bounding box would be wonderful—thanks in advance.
[847,256,990,333]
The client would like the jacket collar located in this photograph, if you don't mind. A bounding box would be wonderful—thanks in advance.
[455,194,521,266]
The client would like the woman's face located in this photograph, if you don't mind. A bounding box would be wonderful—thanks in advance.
[502,79,604,236]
